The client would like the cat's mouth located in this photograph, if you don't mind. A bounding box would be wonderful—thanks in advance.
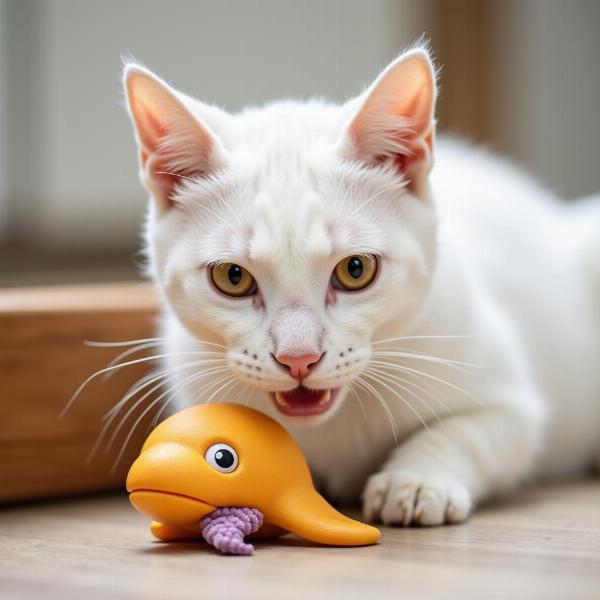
[271,386,338,416]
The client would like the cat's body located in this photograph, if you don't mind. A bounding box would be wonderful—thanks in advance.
[124,49,600,526]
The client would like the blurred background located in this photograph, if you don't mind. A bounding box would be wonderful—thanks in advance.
[1,0,599,286]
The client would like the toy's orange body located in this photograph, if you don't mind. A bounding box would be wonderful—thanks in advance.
[127,403,380,547]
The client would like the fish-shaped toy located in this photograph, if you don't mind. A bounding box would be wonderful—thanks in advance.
[127,403,380,554]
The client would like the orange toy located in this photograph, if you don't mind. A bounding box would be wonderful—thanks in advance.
[127,403,380,553]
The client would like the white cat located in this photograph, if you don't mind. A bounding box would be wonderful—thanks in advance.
[123,47,600,526]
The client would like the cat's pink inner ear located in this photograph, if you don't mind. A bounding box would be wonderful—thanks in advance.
[346,49,437,194]
[124,65,219,212]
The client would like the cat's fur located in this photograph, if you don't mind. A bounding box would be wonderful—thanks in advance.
[123,48,600,525]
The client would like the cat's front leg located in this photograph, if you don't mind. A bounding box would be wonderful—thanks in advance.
[363,402,544,526]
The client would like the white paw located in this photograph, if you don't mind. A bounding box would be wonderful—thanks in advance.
[362,470,472,526]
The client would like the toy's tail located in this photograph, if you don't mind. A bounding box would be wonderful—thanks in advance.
[267,488,380,547]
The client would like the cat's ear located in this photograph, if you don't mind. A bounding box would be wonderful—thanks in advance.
[341,48,437,196]
[123,64,227,213]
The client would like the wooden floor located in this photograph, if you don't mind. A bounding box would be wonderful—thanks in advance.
[1,481,599,600]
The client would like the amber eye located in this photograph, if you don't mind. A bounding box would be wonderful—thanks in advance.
[332,254,378,291]
[210,263,257,297]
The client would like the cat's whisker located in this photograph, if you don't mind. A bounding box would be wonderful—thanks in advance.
[368,359,484,407]
[146,369,212,431]
[108,369,160,414]
[103,351,225,383]
[407,368,448,398]
[101,356,228,422]
[85,337,167,348]
[61,351,228,418]
[235,381,254,408]
[92,341,176,384]
[105,364,231,456]
[109,371,237,474]
[369,334,481,352]
[86,370,171,464]
[101,342,171,380]
[364,366,444,425]
[102,368,167,422]
[102,343,219,380]
[372,343,469,356]
[103,357,228,425]
[371,334,480,344]
[348,384,367,420]
[87,363,229,463]
[101,358,226,422]
[86,337,229,350]
[353,377,400,444]
[143,372,240,442]
[203,376,240,405]
[376,368,457,418]
[196,379,242,411]
[370,350,483,371]
[105,342,224,367]
[148,369,237,430]
[185,372,238,408]
[86,364,225,464]
[108,394,168,475]
[170,368,240,411]
[361,371,430,432]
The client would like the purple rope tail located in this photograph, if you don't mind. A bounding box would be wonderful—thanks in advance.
[200,507,264,556]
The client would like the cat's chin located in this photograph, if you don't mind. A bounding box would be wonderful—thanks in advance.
[270,386,339,417]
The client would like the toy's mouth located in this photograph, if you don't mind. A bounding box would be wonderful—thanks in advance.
[270,386,338,416]
[128,489,215,526]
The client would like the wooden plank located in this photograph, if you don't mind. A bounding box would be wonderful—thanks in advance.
[0,282,159,502]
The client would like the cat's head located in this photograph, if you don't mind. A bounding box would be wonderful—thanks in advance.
[124,48,438,424]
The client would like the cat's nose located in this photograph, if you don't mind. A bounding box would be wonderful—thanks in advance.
[274,352,323,380]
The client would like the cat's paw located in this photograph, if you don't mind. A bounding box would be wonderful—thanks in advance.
[362,469,472,526]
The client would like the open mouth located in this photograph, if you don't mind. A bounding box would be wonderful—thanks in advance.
[271,386,338,416]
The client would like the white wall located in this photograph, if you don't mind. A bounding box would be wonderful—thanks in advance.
[2,1,598,252]
[4,0,433,249]
[489,0,600,199]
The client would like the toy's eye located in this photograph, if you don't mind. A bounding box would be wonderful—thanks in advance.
[210,263,257,297]
[204,443,239,473]
[331,254,378,291]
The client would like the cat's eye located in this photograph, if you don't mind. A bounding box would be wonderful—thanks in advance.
[204,443,239,473]
[331,254,378,291]
[210,263,257,297]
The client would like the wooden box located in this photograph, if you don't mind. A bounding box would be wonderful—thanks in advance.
[0,283,159,502]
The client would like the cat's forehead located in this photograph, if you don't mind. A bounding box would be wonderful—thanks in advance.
[188,155,401,269]
[181,105,407,276]
[247,184,334,266]
[223,100,389,259]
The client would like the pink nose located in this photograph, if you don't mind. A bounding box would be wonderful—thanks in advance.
[275,352,323,380]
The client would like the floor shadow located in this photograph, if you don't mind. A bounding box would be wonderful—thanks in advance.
[138,541,215,556]
[138,534,320,555]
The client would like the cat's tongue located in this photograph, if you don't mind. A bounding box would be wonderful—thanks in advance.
[272,387,335,416]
